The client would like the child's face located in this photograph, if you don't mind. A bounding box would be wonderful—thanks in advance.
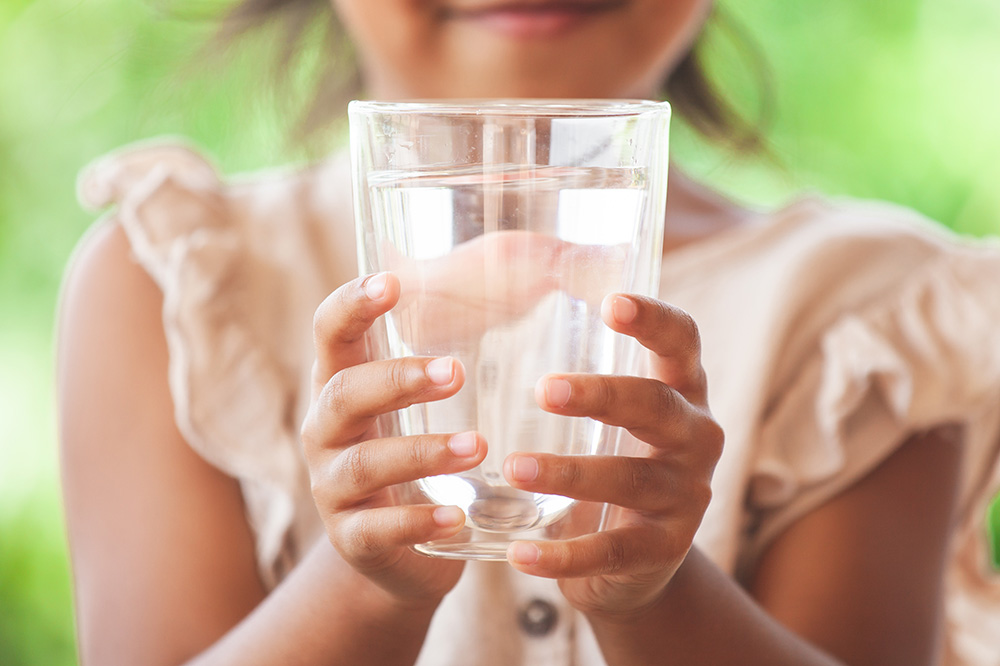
[332,0,712,99]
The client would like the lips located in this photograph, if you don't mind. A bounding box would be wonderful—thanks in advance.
[446,0,623,9]
[442,1,625,39]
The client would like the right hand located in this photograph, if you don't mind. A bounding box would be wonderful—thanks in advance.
[300,272,488,609]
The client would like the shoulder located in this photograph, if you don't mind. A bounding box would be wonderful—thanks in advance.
[756,195,996,277]
[72,138,358,352]
[58,218,163,372]
[67,136,353,421]
[66,136,353,459]
[77,137,351,216]
[57,215,175,467]
[764,195,1000,336]
[68,140,342,583]
[743,195,991,283]
[670,194,1000,341]
[56,215,175,522]
[76,137,355,286]
[725,195,1000,527]
[675,193,1000,519]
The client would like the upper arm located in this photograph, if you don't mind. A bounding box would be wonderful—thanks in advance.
[748,425,964,666]
[57,222,267,665]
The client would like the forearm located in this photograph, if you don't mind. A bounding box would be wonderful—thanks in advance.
[586,547,841,666]
[187,539,437,666]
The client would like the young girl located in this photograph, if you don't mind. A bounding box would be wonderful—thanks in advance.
[59,1,1000,664]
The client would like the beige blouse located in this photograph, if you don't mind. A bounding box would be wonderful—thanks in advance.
[78,140,1000,665]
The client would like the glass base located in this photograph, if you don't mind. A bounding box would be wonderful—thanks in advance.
[412,539,515,561]
[411,523,539,561]
[406,500,610,561]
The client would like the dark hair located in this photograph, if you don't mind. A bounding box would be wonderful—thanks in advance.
[213,0,770,152]
[666,10,774,154]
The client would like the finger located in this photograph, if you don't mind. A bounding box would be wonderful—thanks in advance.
[330,505,467,572]
[506,524,687,579]
[601,294,707,403]
[387,232,569,348]
[311,272,401,398]
[314,432,487,511]
[302,356,465,453]
[396,231,566,311]
[503,454,706,514]
[534,373,723,454]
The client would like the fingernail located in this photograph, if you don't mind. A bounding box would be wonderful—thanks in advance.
[364,272,388,301]
[511,456,539,482]
[612,296,637,324]
[433,506,465,528]
[448,432,478,458]
[426,357,455,385]
[545,378,572,408]
[508,542,539,565]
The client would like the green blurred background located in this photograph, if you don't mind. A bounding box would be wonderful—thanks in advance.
[2,1,999,663]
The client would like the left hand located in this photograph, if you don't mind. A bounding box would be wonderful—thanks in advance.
[502,293,724,618]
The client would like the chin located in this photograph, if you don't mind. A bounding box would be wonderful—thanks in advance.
[424,68,652,100]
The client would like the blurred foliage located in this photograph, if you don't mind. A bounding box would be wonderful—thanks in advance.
[1,1,999,663]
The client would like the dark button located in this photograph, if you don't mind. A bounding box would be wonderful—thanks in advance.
[518,598,558,637]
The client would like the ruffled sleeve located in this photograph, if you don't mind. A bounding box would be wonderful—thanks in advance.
[78,140,318,588]
[744,240,1000,664]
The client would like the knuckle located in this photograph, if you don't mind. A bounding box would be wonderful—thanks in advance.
[321,371,351,416]
[702,417,725,461]
[337,444,375,493]
[596,375,614,401]
[352,515,382,556]
[682,477,713,517]
[336,514,388,568]
[687,411,724,466]
[407,434,434,469]
[601,536,628,575]
[314,282,369,346]
[589,375,616,416]
[343,302,372,342]
[624,458,658,499]
[655,383,682,420]
[311,295,333,340]
[391,509,419,546]
[691,365,709,392]
[312,303,329,339]
[299,414,318,456]
[556,457,583,490]
[304,448,350,517]
[697,484,714,513]
[325,514,347,549]
[309,360,323,392]
[674,307,702,353]
[309,473,324,502]
[547,542,574,573]
[387,360,411,394]
[309,472,340,514]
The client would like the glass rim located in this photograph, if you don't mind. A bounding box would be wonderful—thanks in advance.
[348,98,670,118]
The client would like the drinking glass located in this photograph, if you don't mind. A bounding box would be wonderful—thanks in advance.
[349,99,670,560]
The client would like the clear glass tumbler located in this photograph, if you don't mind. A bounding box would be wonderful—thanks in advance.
[349,99,670,560]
